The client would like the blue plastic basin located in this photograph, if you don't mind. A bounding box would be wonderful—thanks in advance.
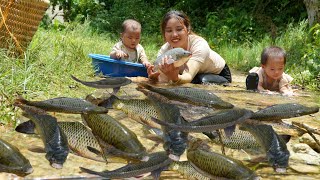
[89,54,148,77]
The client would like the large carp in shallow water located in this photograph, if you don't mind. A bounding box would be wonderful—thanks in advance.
[0,138,33,175]
[100,95,161,129]
[16,120,105,162]
[80,151,172,179]
[187,139,259,180]
[251,103,319,121]
[14,103,69,169]
[81,113,148,162]
[138,83,234,109]
[15,96,108,114]
[240,121,290,172]
[150,108,253,132]
[137,87,188,161]
[71,75,131,94]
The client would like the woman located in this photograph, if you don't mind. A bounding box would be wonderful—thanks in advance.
[147,10,232,84]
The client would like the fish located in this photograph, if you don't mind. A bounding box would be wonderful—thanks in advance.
[0,138,33,175]
[14,103,69,169]
[138,83,234,109]
[100,95,161,129]
[71,75,132,94]
[137,87,188,161]
[15,96,108,114]
[187,138,259,180]
[239,122,290,172]
[251,103,319,121]
[15,120,105,162]
[150,108,253,132]
[168,161,210,180]
[154,48,191,70]
[81,113,148,162]
[80,151,172,179]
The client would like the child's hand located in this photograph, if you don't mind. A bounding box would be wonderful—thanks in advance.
[115,50,128,59]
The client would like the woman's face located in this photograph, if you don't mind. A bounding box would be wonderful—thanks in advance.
[164,17,189,49]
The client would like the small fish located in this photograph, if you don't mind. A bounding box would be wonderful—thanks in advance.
[168,161,210,180]
[187,138,259,180]
[81,113,148,162]
[240,122,290,172]
[154,48,191,70]
[251,103,319,121]
[71,75,132,94]
[15,96,108,114]
[138,83,234,109]
[80,151,172,179]
[0,138,33,175]
[150,108,253,132]
[138,87,188,161]
[14,103,69,169]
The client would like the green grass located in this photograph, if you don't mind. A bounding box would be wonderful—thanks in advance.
[0,20,319,126]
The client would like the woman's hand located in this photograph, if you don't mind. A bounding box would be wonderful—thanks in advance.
[158,55,180,82]
[147,65,160,80]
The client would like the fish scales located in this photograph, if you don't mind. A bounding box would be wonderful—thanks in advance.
[81,113,147,161]
[252,103,319,121]
[15,103,69,168]
[187,140,258,179]
[138,83,234,109]
[240,123,290,171]
[16,96,108,114]
[168,161,210,180]
[112,97,161,129]
[206,127,261,150]
[0,138,33,175]
[80,151,172,179]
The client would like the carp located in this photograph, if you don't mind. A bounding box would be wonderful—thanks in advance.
[138,83,234,109]
[16,120,105,162]
[80,151,172,179]
[252,103,319,121]
[150,108,253,132]
[0,138,33,175]
[15,96,108,114]
[14,103,69,169]
[138,87,188,161]
[187,139,259,180]
[154,48,191,70]
[71,75,131,94]
[240,122,290,172]
[81,113,148,162]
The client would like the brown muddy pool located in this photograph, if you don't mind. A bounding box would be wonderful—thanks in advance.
[1,72,320,180]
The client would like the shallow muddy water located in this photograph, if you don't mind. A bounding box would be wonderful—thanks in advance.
[1,71,320,180]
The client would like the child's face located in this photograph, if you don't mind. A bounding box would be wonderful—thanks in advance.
[121,28,141,50]
[164,17,189,49]
[262,57,285,80]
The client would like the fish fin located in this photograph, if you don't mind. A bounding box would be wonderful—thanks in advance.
[224,125,236,138]
[79,167,110,179]
[99,95,118,109]
[151,167,166,180]
[279,135,291,143]
[70,75,82,83]
[202,131,218,139]
[183,64,189,72]
[87,146,103,156]
[180,116,188,124]
[28,146,46,153]
[150,117,174,128]
[15,120,36,134]
[14,95,28,105]
[112,87,120,94]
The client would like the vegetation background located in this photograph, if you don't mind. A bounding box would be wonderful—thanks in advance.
[0,0,319,126]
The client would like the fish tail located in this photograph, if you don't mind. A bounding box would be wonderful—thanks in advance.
[15,120,36,134]
[99,95,119,109]
[14,95,28,105]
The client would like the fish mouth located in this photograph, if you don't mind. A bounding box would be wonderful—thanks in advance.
[140,155,150,162]
[168,154,180,161]
[51,163,63,169]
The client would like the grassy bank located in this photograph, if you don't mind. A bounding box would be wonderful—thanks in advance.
[0,21,318,126]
